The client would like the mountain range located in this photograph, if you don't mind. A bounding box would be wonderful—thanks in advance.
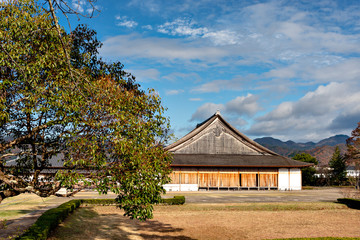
[254,135,349,166]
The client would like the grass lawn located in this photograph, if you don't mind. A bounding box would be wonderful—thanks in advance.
[48,202,360,240]
[0,193,61,220]
[0,210,33,219]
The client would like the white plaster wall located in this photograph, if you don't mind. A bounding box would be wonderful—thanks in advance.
[163,184,180,192]
[289,168,302,190]
[278,168,290,190]
[278,168,302,190]
[163,184,198,192]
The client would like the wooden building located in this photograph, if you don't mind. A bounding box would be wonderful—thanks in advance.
[164,111,312,191]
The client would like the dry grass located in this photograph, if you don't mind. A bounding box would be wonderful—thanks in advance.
[0,193,59,220]
[48,203,360,240]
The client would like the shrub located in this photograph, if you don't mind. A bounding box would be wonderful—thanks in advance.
[80,196,186,205]
[160,196,185,205]
[81,199,116,205]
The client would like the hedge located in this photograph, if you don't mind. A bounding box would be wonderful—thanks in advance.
[160,196,185,205]
[81,197,186,205]
[81,199,116,205]
[16,200,82,240]
[337,198,360,210]
[16,196,185,239]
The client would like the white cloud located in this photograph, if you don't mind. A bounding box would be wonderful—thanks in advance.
[191,80,227,93]
[163,72,201,82]
[248,82,360,141]
[263,57,360,88]
[165,89,184,95]
[310,58,360,83]
[189,98,202,101]
[190,103,225,122]
[115,16,138,28]
[190,94,262,121]
[127,0,160,13]
[202,30,241,46]
[157,18,242,46]
[192,75,256,93]
[225,94,262,117]
[126,68,160,82]
[276,21,360,54]
[158,18,208,37]
[230,118,248,128]
[104,1,360,77]
[142,25,153,30]
[100,34,228,62]
[72,0,86,13]
[103,0,360,142]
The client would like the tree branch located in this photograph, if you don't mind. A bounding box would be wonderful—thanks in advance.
[47,0,74,81]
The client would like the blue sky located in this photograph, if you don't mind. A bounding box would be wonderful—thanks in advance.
[61,0,360,142]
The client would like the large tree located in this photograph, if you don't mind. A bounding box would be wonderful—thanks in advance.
[346,122,360,188]
[0,0,75,200]
[329,146,346,185]
[292,153,318,186]
[0,0,171,220]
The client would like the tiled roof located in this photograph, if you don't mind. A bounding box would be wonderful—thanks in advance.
[171,154,313,168]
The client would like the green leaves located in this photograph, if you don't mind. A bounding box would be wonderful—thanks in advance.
[292,153,318,186]
[329,146,347,185]
[61,76,172,220]
[1,0,172,220]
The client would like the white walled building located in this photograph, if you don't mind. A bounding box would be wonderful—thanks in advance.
[164,112,311,191]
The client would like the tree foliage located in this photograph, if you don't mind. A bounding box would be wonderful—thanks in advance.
[346,122,360,162]
[1,0,74,200]
[329,146,346,185]
[292,153,318,186]
[0,0,171,220]
[346,122,360,188]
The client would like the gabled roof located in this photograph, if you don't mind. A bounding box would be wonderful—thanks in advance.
[166,112,313,168]
[165,111,277,155]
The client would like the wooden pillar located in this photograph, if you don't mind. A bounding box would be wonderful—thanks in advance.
[179,169,181,192]
[257,169,260,191]
[197,168,199,185]
[217,169,220,191]
[238,169,240,191]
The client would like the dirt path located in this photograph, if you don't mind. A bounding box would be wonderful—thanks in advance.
[49,204,360,240]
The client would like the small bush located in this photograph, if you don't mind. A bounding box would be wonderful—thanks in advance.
[160,196,185,205]
[81,199,116,205]
[337,198,360,210]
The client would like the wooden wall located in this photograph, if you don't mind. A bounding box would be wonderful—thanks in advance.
[173,120,264,155]
[169,167,278,189]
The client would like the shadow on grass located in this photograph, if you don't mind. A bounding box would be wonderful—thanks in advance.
[49,207,195,240]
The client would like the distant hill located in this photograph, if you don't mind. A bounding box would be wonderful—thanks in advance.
[254,135,349,166]
[305,144,347,166]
